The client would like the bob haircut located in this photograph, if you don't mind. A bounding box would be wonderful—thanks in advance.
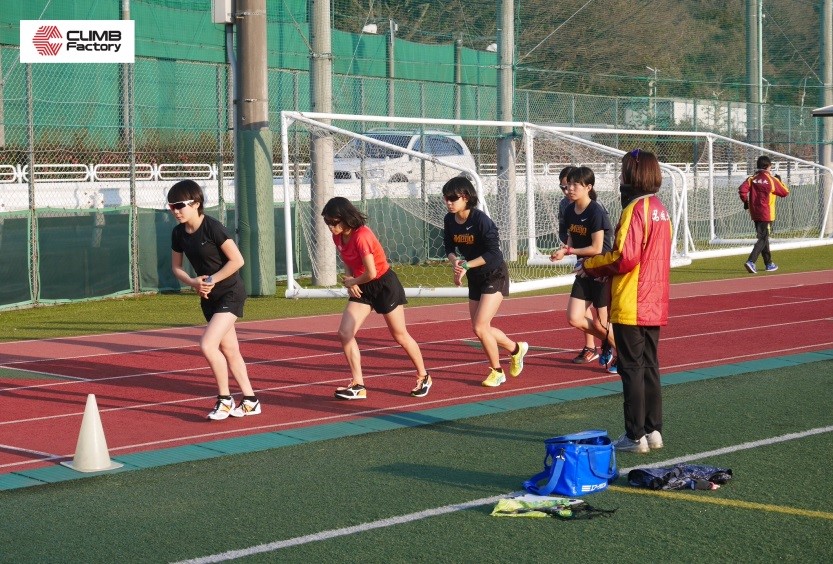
[167,179,205,215]
[621,149,663,194]
[442,176,479,209]
[566,166,598,201]
[321,196,367,229]
[756,155,772,170]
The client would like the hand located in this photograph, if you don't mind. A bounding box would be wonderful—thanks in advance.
[198,275,215,299]
[550,247,567,262]
[743,201,749,210]
[453,259,467,286]
[343,276,363,298]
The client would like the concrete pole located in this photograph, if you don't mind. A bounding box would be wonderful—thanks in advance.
[454,32,463,129]
[236,0,276,295]
[497,0,517,260]
[309,0,336,286]
[821,0,833,235]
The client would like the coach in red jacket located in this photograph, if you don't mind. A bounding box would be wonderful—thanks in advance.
[738,155,790,274]
[582,149,671,454]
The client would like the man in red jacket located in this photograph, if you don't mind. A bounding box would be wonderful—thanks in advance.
[738,155,790,273]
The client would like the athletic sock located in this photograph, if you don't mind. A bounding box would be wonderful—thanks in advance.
[511,343,520,355]
[243,395,258,402]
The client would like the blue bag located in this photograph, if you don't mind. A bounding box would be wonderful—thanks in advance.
[523,430,618,496]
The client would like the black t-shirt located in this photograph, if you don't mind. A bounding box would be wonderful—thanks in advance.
[171,214,243,293]
[443,207,504,273]
[563,200,614,253]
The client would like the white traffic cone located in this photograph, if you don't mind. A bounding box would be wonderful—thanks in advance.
[61,394,123,472]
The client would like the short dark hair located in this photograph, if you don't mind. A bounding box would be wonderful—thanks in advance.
[566,166,598,201]
[756,155,772,170]
[167,179,205,215]
[442,176,479,209]
[621,149,663,194]
[321,196,367,229]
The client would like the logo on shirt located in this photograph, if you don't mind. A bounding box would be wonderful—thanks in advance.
[568,224,588,237]
[453,233,475,245]
[651,209,671,222]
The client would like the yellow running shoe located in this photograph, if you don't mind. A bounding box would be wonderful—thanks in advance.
[509,341,529,377]
[481,368,506,387]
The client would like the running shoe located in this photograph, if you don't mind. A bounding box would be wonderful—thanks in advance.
[599,344,613,367]
[607,357,618,374]
[334,383,367,400]
[410,374,432,397]
[207,396,235,420]
[572,346,599,364]
[613,433,649,453]
[481,368,506,387]
[646,430,664,449]
[230,398,261,417]
[765,263,778,272]
[509,342,529,377]
[744,261,757,274]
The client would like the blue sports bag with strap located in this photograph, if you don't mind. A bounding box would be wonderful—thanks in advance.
[523,429,618,496]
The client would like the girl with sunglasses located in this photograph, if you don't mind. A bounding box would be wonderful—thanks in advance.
[442,176,528,388]
[321,197,431,400]
[167,180,261,420]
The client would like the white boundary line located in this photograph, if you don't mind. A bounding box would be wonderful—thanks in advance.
[174,425,833,563]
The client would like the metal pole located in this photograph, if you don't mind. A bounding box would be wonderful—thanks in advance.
[27,64,39,303]
[454,32,462,129]
[236,0,276,295]
[120,0,131,148]
[309,0,336,286]
[746,0,761,154]
[821,0,833,235]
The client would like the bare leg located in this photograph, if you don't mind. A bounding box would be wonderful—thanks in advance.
[201,312,253,396]
[382,305,427,376]
[469,293,514,369]
[337,301,373,386]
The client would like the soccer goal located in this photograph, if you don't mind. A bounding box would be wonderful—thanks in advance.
[279,112,833,298]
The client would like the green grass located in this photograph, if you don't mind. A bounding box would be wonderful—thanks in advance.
[1,245,830,342]
[1,361,831,562]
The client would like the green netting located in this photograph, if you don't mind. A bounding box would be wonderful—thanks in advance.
[0,213,32,307]
[35,209,132,302]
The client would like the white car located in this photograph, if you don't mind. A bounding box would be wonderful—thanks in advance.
[331,129,477,184]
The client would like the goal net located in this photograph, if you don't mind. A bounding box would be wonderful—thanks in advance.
[279,113,833,298]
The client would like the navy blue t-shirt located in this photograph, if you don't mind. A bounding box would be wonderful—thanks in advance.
[443,207,504,273]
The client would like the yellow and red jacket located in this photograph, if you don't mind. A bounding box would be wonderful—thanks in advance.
[583,195,671,327]
[738,170,789,223]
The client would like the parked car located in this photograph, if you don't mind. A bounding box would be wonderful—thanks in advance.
[329,129,477,184]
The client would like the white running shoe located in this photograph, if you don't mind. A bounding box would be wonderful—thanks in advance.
[207,396,235,421]
[646,430,664,449]
[231,398,262,417]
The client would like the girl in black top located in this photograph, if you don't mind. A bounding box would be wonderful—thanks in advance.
[549,166,617,373]
[168,179,261,421]
[442,176,528,388]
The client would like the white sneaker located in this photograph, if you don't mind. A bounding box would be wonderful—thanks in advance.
[230,398,262,417]
[646,430,664,449]
[613,433,649,453]
[207,396,235,420]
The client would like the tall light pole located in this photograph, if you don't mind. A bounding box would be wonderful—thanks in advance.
[646,66,658,126]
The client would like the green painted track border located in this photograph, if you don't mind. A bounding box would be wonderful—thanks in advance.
[3,349,832,491]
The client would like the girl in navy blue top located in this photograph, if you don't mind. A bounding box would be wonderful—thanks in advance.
[442,176,528,388]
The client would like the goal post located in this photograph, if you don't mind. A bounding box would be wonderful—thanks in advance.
[279,112,833,298]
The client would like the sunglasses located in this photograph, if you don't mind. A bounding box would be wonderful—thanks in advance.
[168,199,194,211]
[559,184,568,191]
[323,217,341,227]
[443,193,461,202]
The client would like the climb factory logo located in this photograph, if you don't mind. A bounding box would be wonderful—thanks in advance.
[20,20,135,64]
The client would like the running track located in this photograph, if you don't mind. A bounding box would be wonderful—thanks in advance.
[1,271,831,474]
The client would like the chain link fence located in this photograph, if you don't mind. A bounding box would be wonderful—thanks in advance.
[0,43,824,309]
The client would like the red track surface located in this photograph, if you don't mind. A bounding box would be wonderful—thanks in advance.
[1,271,831,473]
